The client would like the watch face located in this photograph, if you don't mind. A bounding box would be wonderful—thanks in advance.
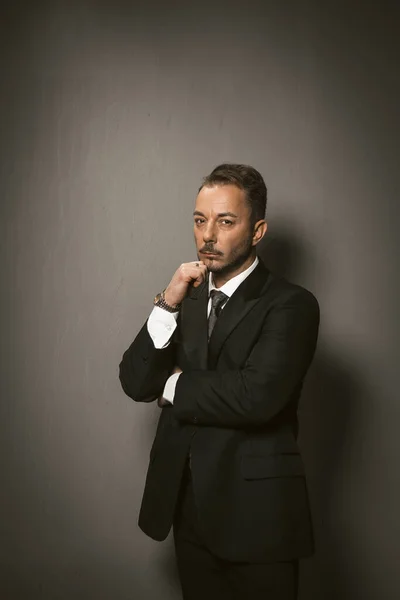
[154,293,162,304]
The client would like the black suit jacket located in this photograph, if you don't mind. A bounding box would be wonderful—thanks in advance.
[119,259,320,562]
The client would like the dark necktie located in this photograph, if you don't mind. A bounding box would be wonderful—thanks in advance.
[208,289,228,340]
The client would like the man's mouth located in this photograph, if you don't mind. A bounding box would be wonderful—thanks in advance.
[201,251,220,257]
[200,249,222,256]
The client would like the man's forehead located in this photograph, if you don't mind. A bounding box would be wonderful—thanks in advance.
[195,184,247,213]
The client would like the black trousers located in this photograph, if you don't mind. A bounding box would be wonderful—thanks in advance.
[172,461,299,600]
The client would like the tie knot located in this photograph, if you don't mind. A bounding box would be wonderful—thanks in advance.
[210,289,228,311]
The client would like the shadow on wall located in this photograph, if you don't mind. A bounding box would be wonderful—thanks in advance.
[297,353,359,600]
[158,222,359,600]
[261,224,359,600]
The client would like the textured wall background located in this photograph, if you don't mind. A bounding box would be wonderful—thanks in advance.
[1,1,398,599]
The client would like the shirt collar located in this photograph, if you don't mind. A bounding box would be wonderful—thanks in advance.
[208,256,259,298]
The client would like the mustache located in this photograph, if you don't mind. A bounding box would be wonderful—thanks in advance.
[200,245,223,255]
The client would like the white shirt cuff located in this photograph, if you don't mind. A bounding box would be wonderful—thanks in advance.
[147,306,178,349]
[162,373,181,404]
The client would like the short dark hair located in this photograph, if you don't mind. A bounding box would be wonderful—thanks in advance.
[199,163,267,226]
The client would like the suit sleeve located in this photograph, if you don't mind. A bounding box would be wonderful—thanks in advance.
[119,320,176,402]
[172,290,320,428]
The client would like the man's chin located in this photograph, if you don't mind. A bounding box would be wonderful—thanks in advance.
[201,249,254,276]
[206,264,222,273]
[199,254,224,270]
[205,260,229,274]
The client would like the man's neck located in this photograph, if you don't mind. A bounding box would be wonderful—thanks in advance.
[212,253,257,288]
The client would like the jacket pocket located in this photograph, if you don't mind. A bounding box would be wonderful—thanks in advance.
[241,453,305,480]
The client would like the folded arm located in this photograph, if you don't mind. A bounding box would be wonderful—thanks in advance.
[119,260,208,403]
[172,291,320,428]
[118,317,177,402]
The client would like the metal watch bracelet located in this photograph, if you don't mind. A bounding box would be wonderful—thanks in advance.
[154,290,181,313]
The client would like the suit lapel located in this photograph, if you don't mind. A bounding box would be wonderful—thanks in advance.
[207,260,271,368]
[180,278,209,370]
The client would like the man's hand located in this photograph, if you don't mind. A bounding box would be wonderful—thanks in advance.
[157,365,183,407]
[164,261,207,307]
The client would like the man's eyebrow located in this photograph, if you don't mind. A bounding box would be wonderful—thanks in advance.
[193,210,238,218]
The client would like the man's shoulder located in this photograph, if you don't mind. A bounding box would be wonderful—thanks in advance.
[262,270,319,311]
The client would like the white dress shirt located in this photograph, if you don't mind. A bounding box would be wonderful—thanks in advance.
[147,256,259,403]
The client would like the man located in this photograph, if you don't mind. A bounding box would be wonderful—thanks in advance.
[119,164,320,600]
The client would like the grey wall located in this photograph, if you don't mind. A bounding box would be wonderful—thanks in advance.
[1,1,398,599]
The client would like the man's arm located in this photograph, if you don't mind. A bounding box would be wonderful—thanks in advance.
[119,261,207,403]
[119,321,177,402]
[172,290,320,428]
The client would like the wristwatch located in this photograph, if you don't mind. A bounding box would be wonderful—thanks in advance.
[153,290,181,313]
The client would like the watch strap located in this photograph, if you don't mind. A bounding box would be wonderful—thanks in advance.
[154,290,181,313]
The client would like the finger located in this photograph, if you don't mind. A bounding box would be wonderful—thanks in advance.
[180,263,203,282]
[192,273,206,287]
[191,261,204,272]
[193,264,207,281]
[192,262,207,275]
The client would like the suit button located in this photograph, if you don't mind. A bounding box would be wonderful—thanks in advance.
[193,416,198,424]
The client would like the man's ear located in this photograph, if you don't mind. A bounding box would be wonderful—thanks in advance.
[252,220,267,246]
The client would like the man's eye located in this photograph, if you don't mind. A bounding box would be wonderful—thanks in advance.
[221,220,233,225]
[195,218,205,225]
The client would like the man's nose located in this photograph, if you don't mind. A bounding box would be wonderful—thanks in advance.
[203,221,217,243]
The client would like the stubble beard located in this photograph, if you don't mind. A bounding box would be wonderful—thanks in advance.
[200,231,255,277]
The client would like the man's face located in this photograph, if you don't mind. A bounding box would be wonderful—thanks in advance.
[193,184,258,277]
